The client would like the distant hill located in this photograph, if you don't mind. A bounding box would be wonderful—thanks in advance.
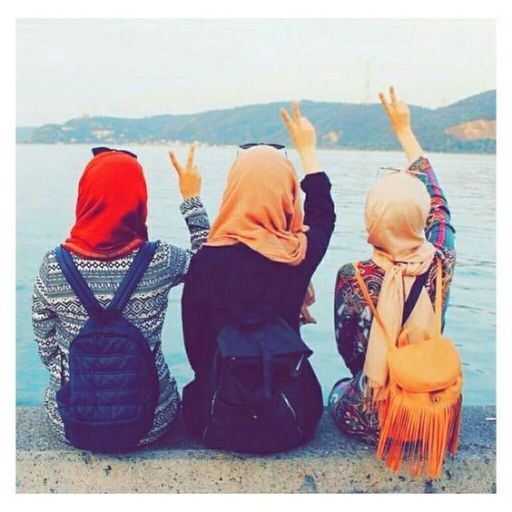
[17,90,496,153]
[16,127,35,143]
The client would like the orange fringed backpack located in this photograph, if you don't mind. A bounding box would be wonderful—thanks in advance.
[354,259,463,479]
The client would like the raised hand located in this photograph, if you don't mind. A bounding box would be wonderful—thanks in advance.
[379,86,424,164]
[279,102,320,174]
[168,143,202,200]
[379,86,411,135]
[280,102,316,152]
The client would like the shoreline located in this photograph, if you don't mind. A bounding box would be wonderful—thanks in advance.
[15,142,497,157]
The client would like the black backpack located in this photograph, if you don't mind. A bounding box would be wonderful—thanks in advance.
[200,315,316,454]
[54,242,159,453]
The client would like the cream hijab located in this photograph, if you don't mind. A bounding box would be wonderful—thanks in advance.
[363,171,437,391]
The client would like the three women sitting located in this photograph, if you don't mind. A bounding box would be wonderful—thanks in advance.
[33,88,458,470]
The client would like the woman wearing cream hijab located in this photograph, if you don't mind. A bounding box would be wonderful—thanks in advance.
[180,103,336,452]
[329,87,456,443]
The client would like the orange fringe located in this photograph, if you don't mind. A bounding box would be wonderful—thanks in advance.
[375,388,462,479]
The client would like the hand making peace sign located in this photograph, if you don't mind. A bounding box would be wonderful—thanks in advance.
[169,143,202,200]
[379,86,424,164]
[379,86,412,136]
[279,102,320,174]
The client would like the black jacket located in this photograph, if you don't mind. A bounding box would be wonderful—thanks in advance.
[181,172,336,439]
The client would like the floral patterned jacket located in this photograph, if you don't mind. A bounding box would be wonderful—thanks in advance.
[329,157,456,443]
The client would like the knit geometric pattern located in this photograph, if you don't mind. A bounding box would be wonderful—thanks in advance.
[32,197,209,446]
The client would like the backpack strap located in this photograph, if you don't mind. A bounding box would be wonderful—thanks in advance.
[55,242,157,319]
[354,258,444,343]
[107,242,158,312]
[401,270,430,326]
[55,246,104,320]
[402,259,443,332]
[434,258,443,336]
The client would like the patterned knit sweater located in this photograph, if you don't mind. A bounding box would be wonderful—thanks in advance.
[32,197,210,445]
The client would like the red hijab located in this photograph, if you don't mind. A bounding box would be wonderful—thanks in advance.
[63,151,148,259]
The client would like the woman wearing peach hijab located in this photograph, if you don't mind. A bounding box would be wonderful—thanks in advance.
[179,103,336,453]
[329,87,457,443]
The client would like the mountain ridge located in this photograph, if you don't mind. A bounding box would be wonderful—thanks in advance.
[17,90,496,153]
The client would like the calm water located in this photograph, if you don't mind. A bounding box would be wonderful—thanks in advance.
[16,145,496,405]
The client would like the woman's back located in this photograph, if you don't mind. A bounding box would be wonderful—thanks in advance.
[33,146,209,448]
[182,244,317,369]
[180,106,336,450]
[182,164,336,364]
[34,239,208,445]
[36,241,190,347]
[181,242,329,444]
[329,89,461,478]
[333,156,456,378]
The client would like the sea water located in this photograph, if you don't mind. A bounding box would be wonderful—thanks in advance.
[16,144,496,405]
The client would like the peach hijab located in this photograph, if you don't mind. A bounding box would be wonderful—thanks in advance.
[363,171,437,393]
[205,146,308,266]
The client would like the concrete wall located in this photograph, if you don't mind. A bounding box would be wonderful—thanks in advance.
[16,406,496,493]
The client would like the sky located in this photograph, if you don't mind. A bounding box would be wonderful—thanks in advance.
[16,19,496,127]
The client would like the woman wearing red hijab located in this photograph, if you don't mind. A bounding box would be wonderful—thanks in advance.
[32,145,210,446]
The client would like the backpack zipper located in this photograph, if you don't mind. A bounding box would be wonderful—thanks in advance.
[202,390,219,441]
[280,391,303,436]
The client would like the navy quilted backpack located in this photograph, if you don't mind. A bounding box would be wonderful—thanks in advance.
[54,242,159,453]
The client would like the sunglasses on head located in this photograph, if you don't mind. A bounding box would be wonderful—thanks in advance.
[91,146,138,159]
[239,143,285,151]
[237,142,287,157]
[375,166,422,181]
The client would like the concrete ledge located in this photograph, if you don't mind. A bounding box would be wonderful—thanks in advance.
[16,406,496,493]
